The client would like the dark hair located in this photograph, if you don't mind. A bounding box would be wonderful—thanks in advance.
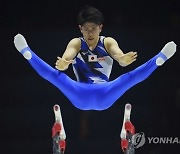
[77,5,104,25]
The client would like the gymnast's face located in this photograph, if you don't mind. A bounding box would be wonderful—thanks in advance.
[79,22,103,45]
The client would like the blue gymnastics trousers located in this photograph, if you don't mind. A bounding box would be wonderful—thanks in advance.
[20,47,166,110]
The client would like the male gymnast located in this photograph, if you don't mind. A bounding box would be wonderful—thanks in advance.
[14,6,177,110]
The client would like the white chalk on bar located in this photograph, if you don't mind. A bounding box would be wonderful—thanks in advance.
[53,104,66,139]
[120,103,132,139]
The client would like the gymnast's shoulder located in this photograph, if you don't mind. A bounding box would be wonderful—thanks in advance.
[66,38,81,49]
[104,37,118,44]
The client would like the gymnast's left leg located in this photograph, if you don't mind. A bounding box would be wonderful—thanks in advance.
[101,42,177,109]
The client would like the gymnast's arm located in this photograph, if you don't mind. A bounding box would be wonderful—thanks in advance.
[104,37,137,67]
[55,38,81,71]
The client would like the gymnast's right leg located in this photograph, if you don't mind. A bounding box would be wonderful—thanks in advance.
[14,34,103,110]
[13,34,77,94]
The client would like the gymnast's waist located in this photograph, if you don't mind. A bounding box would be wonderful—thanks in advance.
[78,76,109,84]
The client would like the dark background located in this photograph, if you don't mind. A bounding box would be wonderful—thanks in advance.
[1,0,180,154]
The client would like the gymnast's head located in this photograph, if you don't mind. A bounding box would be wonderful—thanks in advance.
[77,5,104,42]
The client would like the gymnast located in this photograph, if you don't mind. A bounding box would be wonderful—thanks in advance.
[14,6,177,110]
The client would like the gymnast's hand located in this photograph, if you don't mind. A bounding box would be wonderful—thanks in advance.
[55,57,73,71]
[114,51,137,67]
